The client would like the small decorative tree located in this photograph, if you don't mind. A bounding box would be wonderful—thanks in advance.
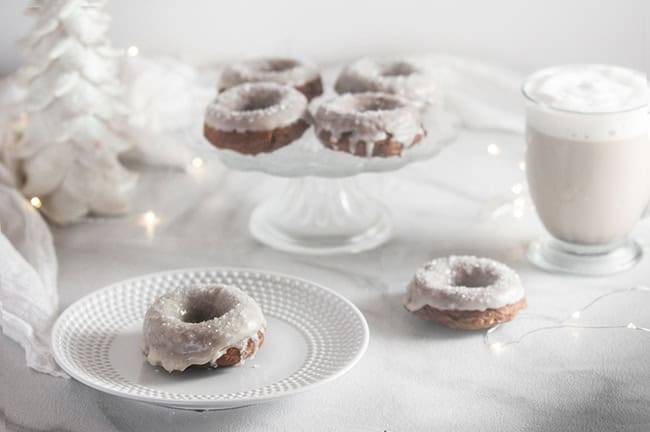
[16,0,135,224]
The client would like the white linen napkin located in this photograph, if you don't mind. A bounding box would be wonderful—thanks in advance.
[0,164,65,377]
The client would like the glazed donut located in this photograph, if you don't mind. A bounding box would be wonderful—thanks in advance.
[204,82,310,155]
[313,92,425,157]
[335,58,439,105]
[219,57,323,100]
[142,285,267,372]
[404,256,526,330]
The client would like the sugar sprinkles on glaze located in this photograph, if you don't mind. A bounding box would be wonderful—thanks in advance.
[314,92,424,157]
[335,58,440,104]
[142,284,267,372]
[220,57,320,90]
[205,82,308,133]
[404,256,525,312]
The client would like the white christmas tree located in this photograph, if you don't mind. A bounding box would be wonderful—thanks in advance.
[15,0,136,224]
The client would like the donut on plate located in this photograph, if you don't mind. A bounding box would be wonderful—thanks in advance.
[204,82,310,155]
[142,285,266,372]
[404,256,526,330]
[335,58,439,105]
[219,57,323,100]
[313,92,425,158]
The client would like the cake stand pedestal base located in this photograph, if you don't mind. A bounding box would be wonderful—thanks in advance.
[249,177,392,255]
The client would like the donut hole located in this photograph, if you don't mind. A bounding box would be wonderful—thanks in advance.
[259,59,299,73]
[451,266,499,288]
[236,89,283,112]
[381,61,417,78]
[180,291,237,323]
[357,96,402,112]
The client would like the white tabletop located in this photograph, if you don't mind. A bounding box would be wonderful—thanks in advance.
[2,127,650,431]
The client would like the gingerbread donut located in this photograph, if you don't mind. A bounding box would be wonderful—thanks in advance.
[404,256,526,330]
[142,285,266,372]
[313,92,425,157]
[204,82,310,155]
[219,57,323,100]
[335,58,439,105]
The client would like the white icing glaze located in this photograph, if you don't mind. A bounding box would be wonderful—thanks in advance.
[524,64,648,142]
[313,92,424,157]
[205,82,308,132]
[219,57,320,90]
[404,256,524,312]
[335,58,439,104]
[142,285,267,372]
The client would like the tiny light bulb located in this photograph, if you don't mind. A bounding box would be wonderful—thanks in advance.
[571,311,581,319]
[143,211,157,225]
[30,196,42,209]
[513,208,524,219]
[191,157,204,168]
[489,342,504,352]
[627,322,637,329]
[487,143,501,156]
[511,183,524,195]
[127,45,139,57]
[513,197,526,207]
[518,161,526,171]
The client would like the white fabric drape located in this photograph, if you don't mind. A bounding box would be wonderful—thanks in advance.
[0,164,65,377]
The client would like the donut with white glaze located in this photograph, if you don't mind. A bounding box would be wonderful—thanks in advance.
[142,285,267,372]
[404,256,526,330]
[219,57,323,100]
[204,82,310,155]
[335,58,439,105]
[313,92,425,157]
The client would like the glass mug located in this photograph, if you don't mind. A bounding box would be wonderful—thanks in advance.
[523,64,649,275]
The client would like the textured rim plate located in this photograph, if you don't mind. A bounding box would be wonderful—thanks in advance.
[52,268,369,410]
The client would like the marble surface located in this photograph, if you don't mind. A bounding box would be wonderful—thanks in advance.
[2,127,650,432]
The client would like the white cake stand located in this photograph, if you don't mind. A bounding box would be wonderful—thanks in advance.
[198,58,459,255]
[200,99,458,255]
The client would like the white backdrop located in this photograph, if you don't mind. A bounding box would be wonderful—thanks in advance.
[0,0,647,76]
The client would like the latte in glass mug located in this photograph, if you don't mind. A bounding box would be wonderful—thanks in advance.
[523,64,649,274]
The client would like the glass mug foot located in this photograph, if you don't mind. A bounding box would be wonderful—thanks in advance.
[528,236,643,276]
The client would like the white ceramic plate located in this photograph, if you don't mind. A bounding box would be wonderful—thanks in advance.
[52,268,369,410]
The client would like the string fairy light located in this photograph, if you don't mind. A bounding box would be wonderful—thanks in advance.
[30,196,42,209]
[510,183,524,195]
[487,143,501,156]
[142,211,157,224]
[485,285,650,352]
[126,45,139,57]
[140,210,160,238]
[191,157,204,168]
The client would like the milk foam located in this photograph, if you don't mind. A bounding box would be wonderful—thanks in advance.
[524,64,648,142]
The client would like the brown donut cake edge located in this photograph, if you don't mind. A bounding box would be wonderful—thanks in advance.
[317,129,424,158]
[192,330,265,368]
[204,119,310,155]
[413,298,528,330]
[294,77,324,100]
